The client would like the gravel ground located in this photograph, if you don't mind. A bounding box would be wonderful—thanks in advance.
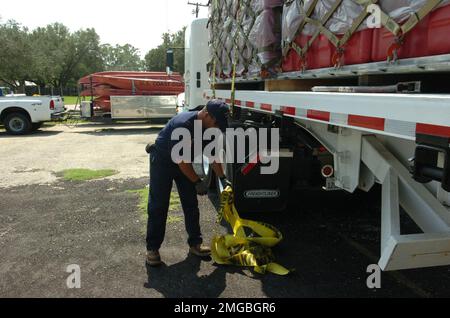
[1,123,450,298]
[0,122,163,188]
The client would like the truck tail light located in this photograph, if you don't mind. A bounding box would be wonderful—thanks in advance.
[321,165,334,178]
[50,100,55,110]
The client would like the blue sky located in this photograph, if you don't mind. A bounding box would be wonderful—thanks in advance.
[0,0,208,57]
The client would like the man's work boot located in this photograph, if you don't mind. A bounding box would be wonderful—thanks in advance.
[146,250,162,267]
[189,244,211,257]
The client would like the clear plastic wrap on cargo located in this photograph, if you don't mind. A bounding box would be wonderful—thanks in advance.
[253,0,285,10]
[314,0,365,34]
[249,0,284,67]
[282,0,317,48]
[378,0,450,23]
[238,14,260,76]
[282,0,450,48]
[210,0,284,78]
[330,0,365,33]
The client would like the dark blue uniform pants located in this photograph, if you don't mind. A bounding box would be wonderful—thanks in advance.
[146,149,203,251]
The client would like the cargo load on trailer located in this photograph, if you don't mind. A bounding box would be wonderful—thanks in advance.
[209,0,284,79]
[209,0,450,79]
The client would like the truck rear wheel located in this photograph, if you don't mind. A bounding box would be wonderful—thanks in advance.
[4,113,32,135]
[193,155,214,189]
[215,153,235,194]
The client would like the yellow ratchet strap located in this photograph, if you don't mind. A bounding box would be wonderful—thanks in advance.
[211,186,292,276]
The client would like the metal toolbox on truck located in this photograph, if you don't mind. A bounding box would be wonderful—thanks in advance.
[110,95,177,119]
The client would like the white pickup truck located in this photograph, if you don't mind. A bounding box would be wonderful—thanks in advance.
[0,91,65,135]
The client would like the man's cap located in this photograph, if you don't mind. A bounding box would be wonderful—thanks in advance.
[206,99,230,132]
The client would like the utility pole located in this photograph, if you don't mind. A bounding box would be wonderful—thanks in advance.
[187,1,209,18]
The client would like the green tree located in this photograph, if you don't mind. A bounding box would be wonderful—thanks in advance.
[29,23,71,89]
[101,44,143,71]
[28,23,104,91]
[0,20,32,92]
[144,27,186,74]
[66,28,104,87]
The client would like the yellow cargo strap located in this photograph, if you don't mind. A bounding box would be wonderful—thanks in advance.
[211,187,291,276]
[229,44,239,117]
[211,0,219,99]
[212,59,217,99]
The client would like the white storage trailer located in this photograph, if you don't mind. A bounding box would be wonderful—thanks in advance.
[80,95,178,120]
[185,14,450,272]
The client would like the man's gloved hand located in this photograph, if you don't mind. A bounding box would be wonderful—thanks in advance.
[220,177,232,189]
[146,143,155,154]
[195,179,209,196]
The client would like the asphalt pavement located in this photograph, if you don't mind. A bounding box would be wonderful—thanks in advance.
[1,123,450,298]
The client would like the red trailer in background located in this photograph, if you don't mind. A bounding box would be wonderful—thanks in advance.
[79,71,184,112]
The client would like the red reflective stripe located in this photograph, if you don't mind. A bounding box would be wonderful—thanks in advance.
[235,100,242,106]
[241,162,258,176]
[281,106,296,116]
[246,101,255,108]
[226,99,231,104]
[261,103,272,111]
[348,115,385,131]
[416,123,450,138]
[241,154,261,176]
[307,110,330,122]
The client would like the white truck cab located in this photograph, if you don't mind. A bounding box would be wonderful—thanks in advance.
[183,18,209,111]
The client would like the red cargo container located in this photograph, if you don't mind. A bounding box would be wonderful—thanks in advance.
[280,4,450,73]
[282,29,373,71]
[428,4,450,56]
[371,15,430,62]
[339,29,373,66]
[282,34,311,72]
[308,34,333,69]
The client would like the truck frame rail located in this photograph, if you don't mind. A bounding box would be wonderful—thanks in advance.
[206,88,450,271]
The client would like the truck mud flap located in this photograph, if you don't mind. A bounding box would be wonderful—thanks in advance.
[233,149,294,214]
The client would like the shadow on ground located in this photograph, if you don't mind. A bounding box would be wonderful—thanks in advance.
[1,176,450,298]
[201,186,450,298]
[75,127,164,136]
[144,255,228,298]
[0,130,63,138]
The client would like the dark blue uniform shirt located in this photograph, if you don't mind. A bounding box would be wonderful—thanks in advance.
[154,111,205,162]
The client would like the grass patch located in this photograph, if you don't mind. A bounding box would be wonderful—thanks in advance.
[128,187,183,224]
[59,169,118,181]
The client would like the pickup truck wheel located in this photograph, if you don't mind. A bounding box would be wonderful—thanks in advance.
[4,113,32,135]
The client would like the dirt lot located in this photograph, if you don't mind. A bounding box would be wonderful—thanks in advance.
[1,123,450,298]
[0,123,162,188]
